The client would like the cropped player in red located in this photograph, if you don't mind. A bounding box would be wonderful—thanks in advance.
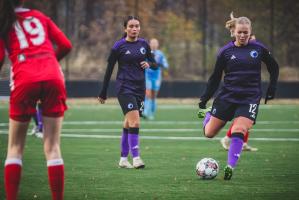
[0,0,72,200]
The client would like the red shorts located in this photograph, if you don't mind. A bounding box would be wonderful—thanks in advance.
[10,79,67,122]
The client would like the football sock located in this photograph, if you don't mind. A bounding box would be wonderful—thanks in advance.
[5,158,22,200]
[244,132,249,143]
[152,98,157,116]
[120,128,129,157]
[47,159,64,200]
[227,133,244,168]
[226,123,249,143]
[143,97,151,117]
[37,107,43,131]
[128,127,140,158]
[226,123,233,138]
[203,112,211,129]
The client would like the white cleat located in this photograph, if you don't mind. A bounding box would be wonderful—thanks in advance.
[220,136,230,151]
[242,143,258,152]
[29,126,38,136]
[35,131,43,139]
[133,157,145,169]
[119,158,133,169]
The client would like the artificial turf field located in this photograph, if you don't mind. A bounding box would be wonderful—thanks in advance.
[0,99,299,200]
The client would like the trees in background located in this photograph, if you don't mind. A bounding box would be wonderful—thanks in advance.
[1,0,297,80]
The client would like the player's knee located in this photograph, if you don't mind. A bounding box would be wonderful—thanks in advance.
[128,120,140,128]
[203,128,216,138]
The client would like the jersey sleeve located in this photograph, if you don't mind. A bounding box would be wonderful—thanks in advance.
[98,48,118,99]
[160,52,169,69]
[261,46,279,90]
[47,17,72,61]
[200,52,225,103]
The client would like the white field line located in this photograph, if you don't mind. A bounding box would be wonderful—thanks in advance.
[0,131,299,141]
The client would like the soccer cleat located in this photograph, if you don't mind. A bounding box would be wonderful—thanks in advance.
[35,131,43,139]
[220,136,230,151]
[29,126,38,135]
[224,165,233,180]
[197,107,211,119]
[242,143,258,152]
[133,157,145,169]
[119,158,133,169]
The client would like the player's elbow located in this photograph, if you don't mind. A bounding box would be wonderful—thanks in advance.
[63,40,72,54]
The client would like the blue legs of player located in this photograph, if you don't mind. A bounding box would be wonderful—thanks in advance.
[143,89,158,120]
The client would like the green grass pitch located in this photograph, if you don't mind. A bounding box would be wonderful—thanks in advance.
[0,102,299,200]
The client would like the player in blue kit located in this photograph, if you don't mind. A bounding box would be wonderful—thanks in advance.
[98,16,157,169]
[198,15,279,180]
[143,38,169,120]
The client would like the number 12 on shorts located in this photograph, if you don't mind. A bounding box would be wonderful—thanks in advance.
[249,104,257,119]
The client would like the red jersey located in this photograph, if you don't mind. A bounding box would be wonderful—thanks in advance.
[0,8,72,90]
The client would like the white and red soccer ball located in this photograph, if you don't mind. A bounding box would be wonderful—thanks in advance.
[196,158,219,180]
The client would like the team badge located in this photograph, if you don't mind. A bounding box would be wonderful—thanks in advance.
[18,54,26,62]
[212,108,216,114]
[250,50,258,58]
[140,47,146,55]
[128,103,133,109]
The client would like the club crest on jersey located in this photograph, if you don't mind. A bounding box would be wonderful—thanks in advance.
[18,54,26,62]
[212,108,216,114]
[250,50,258,58]
[140,47,146,55]
[128,103,134,109]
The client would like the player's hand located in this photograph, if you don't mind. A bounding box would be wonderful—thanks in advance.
[98,97,106,104]
[140,61,150,69]
[265,86,276,104]
[198,101,207,109]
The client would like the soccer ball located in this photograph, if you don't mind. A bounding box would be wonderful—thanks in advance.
[196,158,219,180]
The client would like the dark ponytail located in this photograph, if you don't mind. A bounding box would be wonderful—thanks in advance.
[123,15,140,38]
[0,0,22,39]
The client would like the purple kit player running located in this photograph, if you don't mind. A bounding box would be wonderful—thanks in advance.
[98,16,157,169]
[198,15,279,180]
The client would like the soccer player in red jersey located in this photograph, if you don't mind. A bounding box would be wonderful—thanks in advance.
[0,0,72,199]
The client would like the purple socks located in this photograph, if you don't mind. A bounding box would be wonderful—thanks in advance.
[203,111,211,128]
[36,107,43,132]
[227,133,244,168]
[128,128,140,158]
[120,128,129,157]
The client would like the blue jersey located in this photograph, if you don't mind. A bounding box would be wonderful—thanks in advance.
[99,38,156,99]
[201,40,279,104]
[145,49,168,81]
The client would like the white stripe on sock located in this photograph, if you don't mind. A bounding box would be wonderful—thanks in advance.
[47,159,64,167]
[5,158,22,166]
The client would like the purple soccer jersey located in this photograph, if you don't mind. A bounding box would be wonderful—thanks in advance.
[100,38,156,99]
[200,40,279,105]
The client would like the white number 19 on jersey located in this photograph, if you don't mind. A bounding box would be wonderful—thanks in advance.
[14,17,45,49]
